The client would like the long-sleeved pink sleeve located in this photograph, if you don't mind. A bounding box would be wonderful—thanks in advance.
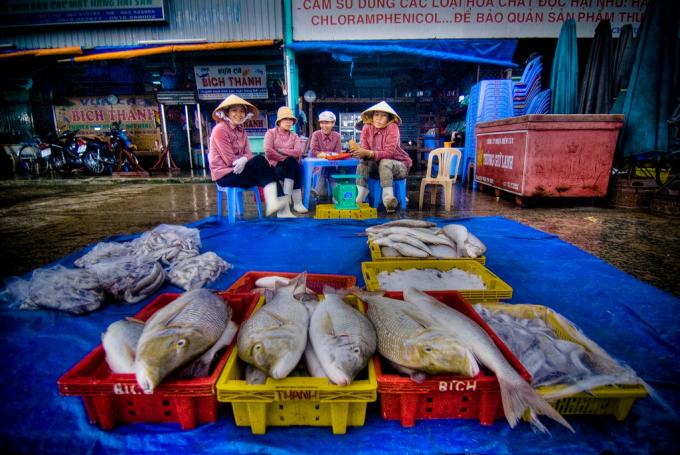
[264,128,282,165]
[361,123,412,168]
[208,123,237,181]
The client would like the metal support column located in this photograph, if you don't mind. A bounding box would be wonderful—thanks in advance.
[184,104,193,169]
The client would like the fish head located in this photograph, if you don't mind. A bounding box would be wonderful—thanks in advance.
[403,330,480,376]
[238,331,301,379]
[322,335,374,386]
[135,326,212,393]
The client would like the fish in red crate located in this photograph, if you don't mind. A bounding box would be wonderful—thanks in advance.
[132,288,238,393]
[364,287,574,434]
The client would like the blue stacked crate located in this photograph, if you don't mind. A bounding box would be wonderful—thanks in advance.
[513,56,543,116]
[462,80,514,184]
[525,89,552,114]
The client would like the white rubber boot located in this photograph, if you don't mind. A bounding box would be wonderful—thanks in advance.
[356,185,369,204]
[291,189,308,213]
[276,200,296,218]
[382,186,398,213]
[283,178,295,197]
[263,182,288,216]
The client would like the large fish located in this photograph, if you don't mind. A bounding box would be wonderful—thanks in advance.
[308,287,377,385]
[237,273,310,379]
[134,289,234,393]
[403,287,573,433]
[362,292,479,378]
[102,318,144,374]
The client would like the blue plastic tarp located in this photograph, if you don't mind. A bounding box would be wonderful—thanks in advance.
[286,40,518,68]
[0,216,679,454]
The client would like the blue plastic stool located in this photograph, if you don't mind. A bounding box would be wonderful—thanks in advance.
[215,184,263,223]
[367,178,407,210]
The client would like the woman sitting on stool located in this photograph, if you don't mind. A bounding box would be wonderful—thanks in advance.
[350,101,412,213]
[264,106,308,217]
[208,95,288,217]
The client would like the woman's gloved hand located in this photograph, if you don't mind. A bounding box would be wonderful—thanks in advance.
[233,156,248,174]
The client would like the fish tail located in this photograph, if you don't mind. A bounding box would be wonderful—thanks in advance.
[499,376,574,434]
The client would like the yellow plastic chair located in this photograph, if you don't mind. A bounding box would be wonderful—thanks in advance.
[418,147,462,211]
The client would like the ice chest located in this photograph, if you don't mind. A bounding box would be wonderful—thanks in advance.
[58,292,261,430]
[475,114,624,199]
[216,295,377,434]
[479,303,648,421]
[374,292,531,427]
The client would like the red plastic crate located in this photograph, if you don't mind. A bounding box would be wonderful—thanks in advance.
[225,271,356,294]
[373,291,531,427]
[58,292,261,430]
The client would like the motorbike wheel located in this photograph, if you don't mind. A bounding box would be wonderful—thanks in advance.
[83,150,112,176]
[19,145,49,176]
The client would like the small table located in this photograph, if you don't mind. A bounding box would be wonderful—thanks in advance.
[302,157,360,207]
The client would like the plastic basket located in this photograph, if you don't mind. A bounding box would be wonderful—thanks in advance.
[216,296,377,434]
[361,259,512,303]
[314,203,377,220]
[225,271,356,295]
[368,239,486,264]
[58,292,262,430]
[479,303,648,421]
[374,291,530,427]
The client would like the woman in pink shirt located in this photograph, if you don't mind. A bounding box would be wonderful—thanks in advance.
[350,101,412,213]
[208,95,288,217]
[264,106,307,217]
[309,110,342,198]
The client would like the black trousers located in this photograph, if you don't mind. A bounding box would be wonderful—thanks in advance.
[215,155,281,195]
[273,156,302,190]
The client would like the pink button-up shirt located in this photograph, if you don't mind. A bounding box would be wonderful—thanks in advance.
[360,122,412,169]
[264,126,303,166]
[208,120,253,181]
[309,130,342,157]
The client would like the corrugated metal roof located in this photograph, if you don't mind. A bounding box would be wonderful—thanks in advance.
[0,0,283,50]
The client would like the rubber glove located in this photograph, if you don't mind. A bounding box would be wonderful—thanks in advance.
[233,156,247,174]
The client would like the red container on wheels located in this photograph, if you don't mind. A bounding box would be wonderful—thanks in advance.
[475,114,624,204]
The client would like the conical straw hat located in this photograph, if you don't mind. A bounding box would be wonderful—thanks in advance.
[360,101,401,125]
[212,94,259,121]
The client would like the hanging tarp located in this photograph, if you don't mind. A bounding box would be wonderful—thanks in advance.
[619,0,680,157]
[550,20,578,115]
[286,40,518,67]
[578,20,614,114]
[612,24,637,97]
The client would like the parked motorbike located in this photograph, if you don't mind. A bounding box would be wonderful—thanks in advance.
[18,135,51,176]
[44,129,115,176]
[105,125,143,172]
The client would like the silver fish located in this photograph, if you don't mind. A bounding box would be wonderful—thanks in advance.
[464,232,487,258]
[237,273,309,379]
[366,219,436,233]
[134,289,233,393]
[102,318,144,374]
[439,224,468,257]
[386,234,433,256]
[403,287,573,433]
[309,287,376,385]
[362,292,478,377]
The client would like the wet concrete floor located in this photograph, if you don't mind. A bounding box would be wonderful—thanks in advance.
[1,176,679,298]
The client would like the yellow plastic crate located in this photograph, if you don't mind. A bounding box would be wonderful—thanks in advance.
[216,296,377,434]
[314,203,377,220]
[480,303,648,420]
[368,239,486,264]
[362,259,512,303]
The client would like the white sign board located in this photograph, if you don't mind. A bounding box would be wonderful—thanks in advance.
[292,0,647,40]
[194,65,268,100]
